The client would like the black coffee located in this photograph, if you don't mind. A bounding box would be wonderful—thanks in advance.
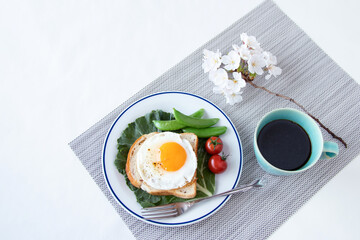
[257,119,311,171]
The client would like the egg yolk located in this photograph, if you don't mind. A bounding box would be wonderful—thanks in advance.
[159,142,186,171]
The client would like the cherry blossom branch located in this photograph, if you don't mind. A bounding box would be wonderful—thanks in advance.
[245,80,347,148]
[202,33,346,147]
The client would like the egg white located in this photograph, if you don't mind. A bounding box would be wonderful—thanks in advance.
[136,132,197,190]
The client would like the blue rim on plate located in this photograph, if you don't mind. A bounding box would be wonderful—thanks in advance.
[102,91,243,226]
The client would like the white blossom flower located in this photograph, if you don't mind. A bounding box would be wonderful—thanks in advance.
[240,33,248,43]
[263,51,277,66]
[222,50,240,71]
[233,43,252,61]
[209,68,228,86]
[202,49,222,73]
[248,54,266,75]
[265,65,282,80]
[225,80,240,92]
[213,72,246,95]
[219,72,247,94]
[205,33,282,105]
[232,72,247,89]
[212,85,243,105]
[250,47,263,56]
[232,44,241,53]
[240,33,261,50]
[213,85,228,95]
[225,92,243,105]
[203,49,214,59]
[239,44,251,60]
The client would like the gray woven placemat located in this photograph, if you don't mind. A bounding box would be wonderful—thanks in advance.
[69,1,360,239]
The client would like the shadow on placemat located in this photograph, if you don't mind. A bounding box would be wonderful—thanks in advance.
[69,0,360,239]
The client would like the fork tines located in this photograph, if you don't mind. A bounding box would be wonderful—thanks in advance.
[141,204,179,219]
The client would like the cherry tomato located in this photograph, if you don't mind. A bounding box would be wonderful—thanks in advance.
[205,137,223,155]
[208,154,227,174]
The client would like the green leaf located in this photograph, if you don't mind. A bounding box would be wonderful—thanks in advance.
[114,110,215,207]
[193,138,215,198]
[249,72,257,78]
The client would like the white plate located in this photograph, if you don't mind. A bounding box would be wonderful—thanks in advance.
[102,91,243,227]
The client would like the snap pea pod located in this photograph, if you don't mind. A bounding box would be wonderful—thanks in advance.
[182,126,227,138]
[173,108,219,128]
[153,108,205,130]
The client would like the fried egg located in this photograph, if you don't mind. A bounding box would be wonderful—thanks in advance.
[136,132,197,190]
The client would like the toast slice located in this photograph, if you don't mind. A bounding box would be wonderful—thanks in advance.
[126,132,198,199]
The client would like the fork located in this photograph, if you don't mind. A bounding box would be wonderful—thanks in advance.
[141,178,265,219]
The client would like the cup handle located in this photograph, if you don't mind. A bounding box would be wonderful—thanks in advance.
[320,141,339,160]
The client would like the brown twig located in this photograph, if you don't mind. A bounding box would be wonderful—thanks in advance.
[245,80,347,148]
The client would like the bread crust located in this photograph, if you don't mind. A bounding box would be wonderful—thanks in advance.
[125,135,145,188]
[126,132,158,188]
[125,132,198,199]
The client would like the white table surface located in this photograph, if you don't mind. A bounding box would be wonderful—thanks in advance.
[1,0,359,239]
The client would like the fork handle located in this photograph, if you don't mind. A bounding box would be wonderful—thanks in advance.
[191,181,261,204]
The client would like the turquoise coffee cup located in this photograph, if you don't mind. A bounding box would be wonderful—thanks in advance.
[254,108,339,176]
